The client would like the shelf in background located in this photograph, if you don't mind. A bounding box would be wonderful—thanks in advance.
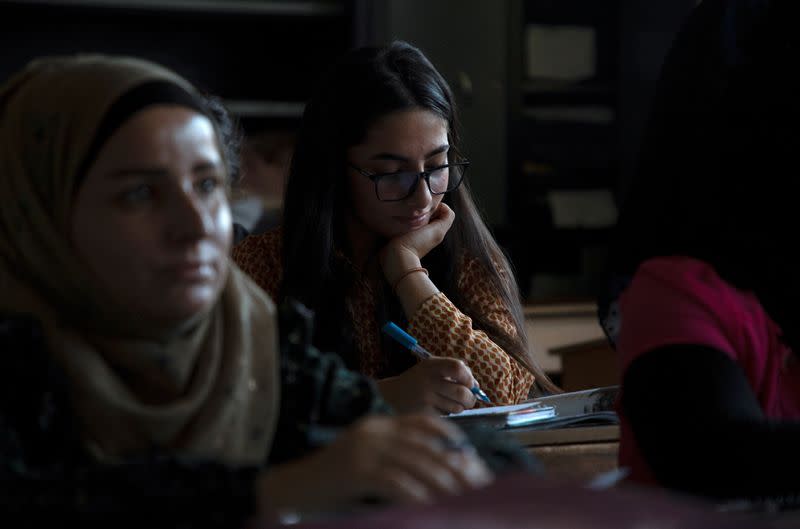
[224,99,305,119]
[0,0,352,133]
[524,301,597,318]
[522,79,616,97]
[519,227,615,244]
[522,105,615,124]
[6,0,345,15]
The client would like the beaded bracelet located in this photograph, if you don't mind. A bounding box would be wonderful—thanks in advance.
[392,267,429,294]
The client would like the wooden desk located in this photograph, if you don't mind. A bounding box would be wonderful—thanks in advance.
[510,425,620,482]
[262,470,765,529]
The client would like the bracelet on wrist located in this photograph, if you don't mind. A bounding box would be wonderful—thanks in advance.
[392,267,429,294]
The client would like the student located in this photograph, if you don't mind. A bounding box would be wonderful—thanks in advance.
[608,0,800,506]
[234,41,557,413]
[0,54,499,525]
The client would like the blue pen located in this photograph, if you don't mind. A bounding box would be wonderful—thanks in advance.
[382,321,491,404]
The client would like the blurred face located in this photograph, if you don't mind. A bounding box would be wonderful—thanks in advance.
[71,105,232,332]
[346,108,449,243]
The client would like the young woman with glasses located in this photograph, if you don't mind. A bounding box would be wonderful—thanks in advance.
[234,41,558,414]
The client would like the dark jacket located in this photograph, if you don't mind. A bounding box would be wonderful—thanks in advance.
[0,301,388,527]
[0,300,537,527]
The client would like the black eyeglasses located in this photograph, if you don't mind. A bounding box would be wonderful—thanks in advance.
[349,161,470,202]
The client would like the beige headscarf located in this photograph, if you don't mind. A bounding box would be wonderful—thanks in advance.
[0,55,279,466]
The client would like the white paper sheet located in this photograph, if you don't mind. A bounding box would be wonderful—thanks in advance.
[446,401,548,419]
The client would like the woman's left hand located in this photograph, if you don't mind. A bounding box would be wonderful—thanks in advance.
[380,203,455,285]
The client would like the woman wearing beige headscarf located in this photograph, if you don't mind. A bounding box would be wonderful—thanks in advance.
[0,55,494,525]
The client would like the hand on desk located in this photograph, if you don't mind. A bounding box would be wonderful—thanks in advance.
[377,357,478,414]
[255,415,493,518]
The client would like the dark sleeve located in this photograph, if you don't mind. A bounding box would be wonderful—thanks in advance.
[0,314,260,528]
[233,222,250,245]
[458,422,543,476]
[622,344,800,504]
[597,273,631,349]
[0,449,259,528]
[268,300,392,465]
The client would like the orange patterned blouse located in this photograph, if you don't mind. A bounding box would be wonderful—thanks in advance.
[232,229,535,405]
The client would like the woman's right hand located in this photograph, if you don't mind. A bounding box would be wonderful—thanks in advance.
[377,357,479,414]
[255,415,493,519]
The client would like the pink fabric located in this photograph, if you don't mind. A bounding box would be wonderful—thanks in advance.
[617,256,800,484]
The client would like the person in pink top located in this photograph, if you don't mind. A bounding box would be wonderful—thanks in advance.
[604,0,800,508]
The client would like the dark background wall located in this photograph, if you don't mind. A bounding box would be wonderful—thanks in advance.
[369,0,697,300]
[0,0,699,302]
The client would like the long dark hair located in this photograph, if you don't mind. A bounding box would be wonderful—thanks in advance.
[612,0,800,349]
[281,41,557,394]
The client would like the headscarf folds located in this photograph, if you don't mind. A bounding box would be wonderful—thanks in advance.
[0,55,279,466]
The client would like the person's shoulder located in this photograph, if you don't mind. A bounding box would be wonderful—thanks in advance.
[456,253,513,292]
[233,226,282,255]
[456,253,501,279]
[620,256,770,363]
[232,227,283,268]
[0,312,46,358]
[636,256,722,284]
[454,253,482,289]
[0,313,55,386]
[231,228,284,295]
[631,256,753,311]
[0,313,68,428]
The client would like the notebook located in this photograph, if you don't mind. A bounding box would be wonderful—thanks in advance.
[445,386,621,430]
[446,401,556,428]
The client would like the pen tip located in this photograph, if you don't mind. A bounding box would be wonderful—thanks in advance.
[472,386,491,403]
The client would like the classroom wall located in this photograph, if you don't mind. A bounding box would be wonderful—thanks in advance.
[618,0,697,205]
[366,0,697,230]
[366,0,698,302]
[0,0,698,303]
[365,0,509,228]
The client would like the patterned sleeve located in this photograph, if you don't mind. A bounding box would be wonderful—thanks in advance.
[231,228,283,300]
[407,258,534,405]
